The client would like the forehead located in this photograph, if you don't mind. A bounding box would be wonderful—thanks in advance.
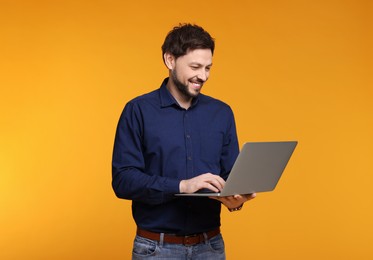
[177,49,213,65]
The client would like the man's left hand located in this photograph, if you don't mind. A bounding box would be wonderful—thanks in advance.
[209,193,256,210]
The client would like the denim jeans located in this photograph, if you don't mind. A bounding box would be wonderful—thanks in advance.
[132,233,226,260]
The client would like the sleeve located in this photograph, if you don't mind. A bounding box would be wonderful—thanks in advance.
[111,102,180,205]
[219,106,240,180]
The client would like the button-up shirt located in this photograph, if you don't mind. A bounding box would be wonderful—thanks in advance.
[112,78,239,235]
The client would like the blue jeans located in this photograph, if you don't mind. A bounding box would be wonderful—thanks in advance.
[132,233,226,260]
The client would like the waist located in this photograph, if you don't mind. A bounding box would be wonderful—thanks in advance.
[136,227,221,246]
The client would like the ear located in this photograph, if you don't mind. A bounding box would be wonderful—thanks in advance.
[164,52,175,70]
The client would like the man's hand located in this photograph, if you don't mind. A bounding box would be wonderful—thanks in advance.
[179,173,225,194]
[210,193,257,210]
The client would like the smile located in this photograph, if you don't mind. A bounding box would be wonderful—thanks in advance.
[189,79,203,88]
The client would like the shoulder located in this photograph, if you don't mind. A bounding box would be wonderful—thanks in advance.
[198,94,233,112]
[120,89,161,114]
[118,89,161,121]
[128,89,159,105]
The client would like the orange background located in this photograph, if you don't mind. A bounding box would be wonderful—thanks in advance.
[1,0,372,259]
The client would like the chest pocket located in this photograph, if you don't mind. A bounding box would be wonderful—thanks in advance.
[200,132,224,164]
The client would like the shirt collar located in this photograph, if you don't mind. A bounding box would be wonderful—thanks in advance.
[159,77,200,109]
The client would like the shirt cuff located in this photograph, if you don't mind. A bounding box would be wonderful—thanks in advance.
[164,178,181,194]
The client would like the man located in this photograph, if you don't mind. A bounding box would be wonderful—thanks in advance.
[112,23,256,259]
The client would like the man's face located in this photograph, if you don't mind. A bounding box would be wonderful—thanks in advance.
[170,49,213,99]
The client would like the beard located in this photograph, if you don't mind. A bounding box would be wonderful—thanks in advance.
[171,69,202,99]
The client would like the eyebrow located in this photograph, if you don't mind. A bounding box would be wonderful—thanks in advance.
[189,62,213,67]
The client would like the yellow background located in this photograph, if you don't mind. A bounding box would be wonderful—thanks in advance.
[1,0,372,259]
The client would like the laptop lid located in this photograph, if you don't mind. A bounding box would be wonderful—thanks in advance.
[175,141,297,197]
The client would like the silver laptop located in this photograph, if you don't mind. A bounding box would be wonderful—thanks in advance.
[175,141,297,197]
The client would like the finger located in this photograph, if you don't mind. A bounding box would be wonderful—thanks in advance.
[247,193,257,200]
[206,183,220,192]
[208,176,225,190]
[199,181,220,192]
[208,179,224,191]
[233,193,256,201]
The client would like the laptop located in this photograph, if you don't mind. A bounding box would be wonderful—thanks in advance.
[175,141,297,197]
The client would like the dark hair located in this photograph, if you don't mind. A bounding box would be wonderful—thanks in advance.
[161,23,215,63]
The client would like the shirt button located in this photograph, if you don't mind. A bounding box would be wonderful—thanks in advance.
[186,135,190,138]
[187,156,192,160]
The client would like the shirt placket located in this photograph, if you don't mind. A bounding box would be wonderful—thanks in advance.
[183,110,193,177]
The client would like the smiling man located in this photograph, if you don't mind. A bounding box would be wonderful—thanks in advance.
[112,23,256,259]
[166,48,211,106]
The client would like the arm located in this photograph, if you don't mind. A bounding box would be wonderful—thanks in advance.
[111,102,179,205]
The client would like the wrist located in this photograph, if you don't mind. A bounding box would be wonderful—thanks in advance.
[228,204,243,212]
[179,180,186,193]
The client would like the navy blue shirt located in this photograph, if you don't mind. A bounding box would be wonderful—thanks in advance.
[112,78,239,235]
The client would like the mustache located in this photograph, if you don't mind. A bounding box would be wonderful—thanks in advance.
[189,77,205,84]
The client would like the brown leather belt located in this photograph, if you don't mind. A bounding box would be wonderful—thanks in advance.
[136,228,220,246]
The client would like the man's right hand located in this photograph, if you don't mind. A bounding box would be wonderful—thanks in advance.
[179,173,225,194]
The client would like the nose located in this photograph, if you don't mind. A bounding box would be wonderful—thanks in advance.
[197,69,208,82]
